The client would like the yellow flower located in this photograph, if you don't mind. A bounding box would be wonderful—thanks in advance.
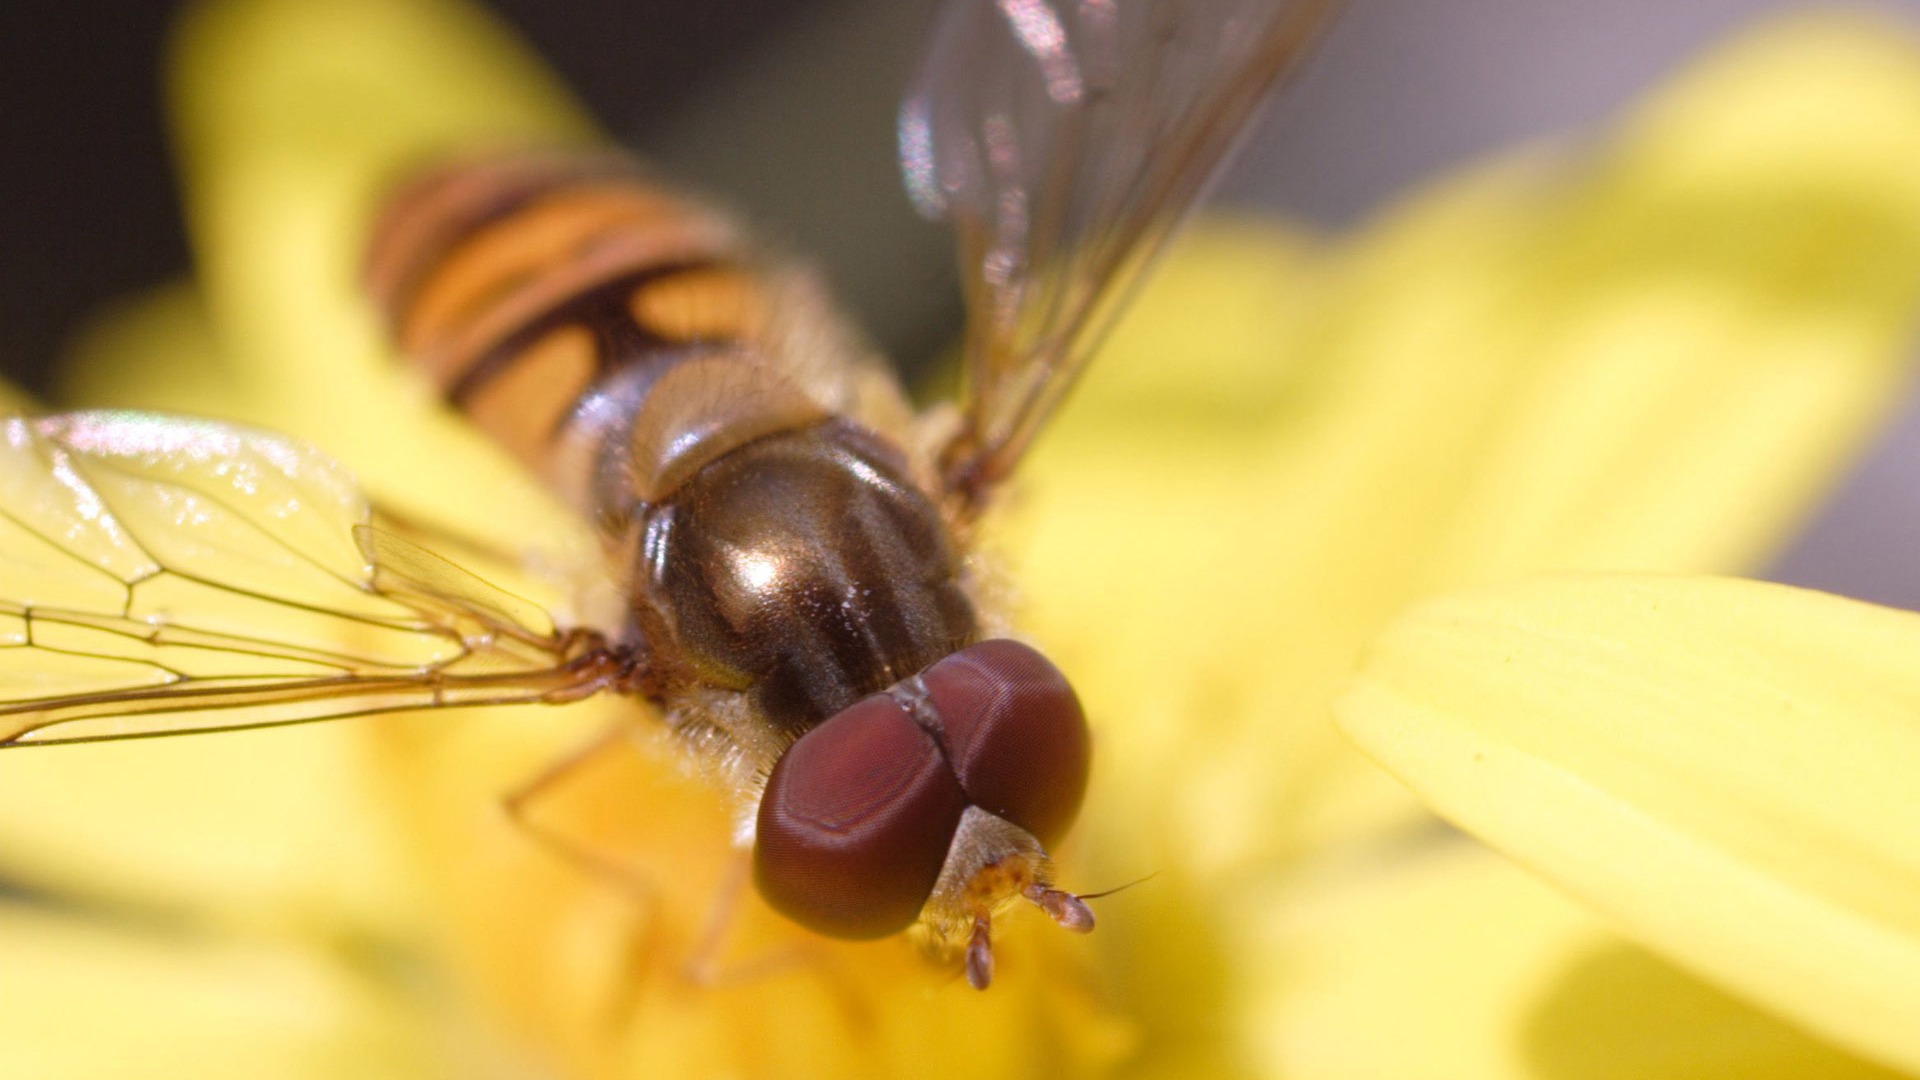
[1324,19,1920,1076]
[3,1,1920,1077]
[1339,577,1920,1078]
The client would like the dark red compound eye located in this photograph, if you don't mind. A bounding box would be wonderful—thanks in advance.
[754,693,967,939]
[921,639,1090,848]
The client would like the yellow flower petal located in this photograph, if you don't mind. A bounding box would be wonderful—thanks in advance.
[361,702,1135,1079]
[0,289,426,927]
[1018,12,1920,897]
[1248,840,1905,1080]
[10,0,609,936]
[58,282,244,415]
[166,0,594,552]
[1337,575,1920,1073]
[0,726,417,934]
[0,903,432,1079]
[0,284,424,932]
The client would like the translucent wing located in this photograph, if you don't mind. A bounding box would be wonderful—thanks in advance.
[901,0,1337,502]
[0,412,626,747]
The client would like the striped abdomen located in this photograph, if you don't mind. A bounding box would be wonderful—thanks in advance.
[365,153,772,483]
[366,152,977,741]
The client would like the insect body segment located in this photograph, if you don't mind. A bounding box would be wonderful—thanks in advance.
[365,154,773,490]
[640,420,977,737]
[365,152,979,739]
[365,152,1088,974]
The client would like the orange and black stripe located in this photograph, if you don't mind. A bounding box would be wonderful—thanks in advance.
[365,152,773,470]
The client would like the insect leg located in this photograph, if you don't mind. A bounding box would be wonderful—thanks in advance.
[500,724,659,899]
[677,851,820,989]
[505,730,823,1000]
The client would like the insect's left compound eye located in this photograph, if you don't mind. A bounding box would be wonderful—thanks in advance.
[754,693,968,939]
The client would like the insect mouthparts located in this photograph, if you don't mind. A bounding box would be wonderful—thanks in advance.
[964,880,1097,991]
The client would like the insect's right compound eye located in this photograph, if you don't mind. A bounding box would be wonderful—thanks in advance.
[918,639,1088,849]
[754,693,967,940]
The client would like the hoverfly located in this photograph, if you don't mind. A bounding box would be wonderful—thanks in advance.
[0,0,1333,988]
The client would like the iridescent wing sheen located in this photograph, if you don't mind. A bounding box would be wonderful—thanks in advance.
[0,412,624,747]
[901,0,1337,502]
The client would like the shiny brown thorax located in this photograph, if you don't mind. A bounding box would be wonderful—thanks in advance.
[364,154,978,754]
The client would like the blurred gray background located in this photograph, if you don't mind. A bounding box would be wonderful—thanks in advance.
[3,0,1918,603]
